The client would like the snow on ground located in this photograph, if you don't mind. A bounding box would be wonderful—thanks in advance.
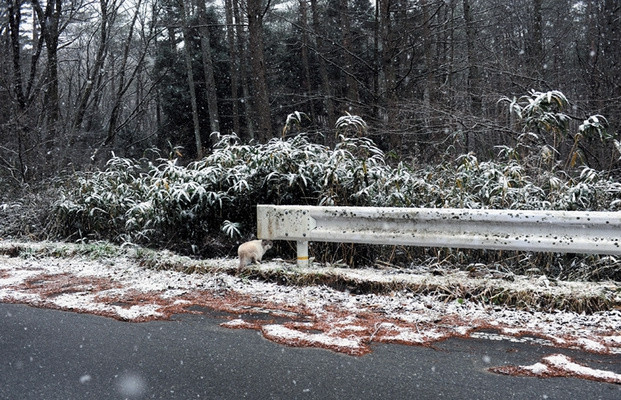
[1,242,620,384]
[491,353,621,385]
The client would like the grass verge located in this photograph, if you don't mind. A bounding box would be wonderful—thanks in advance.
[1,240,619,314]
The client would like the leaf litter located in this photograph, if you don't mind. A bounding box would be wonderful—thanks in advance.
[0,241,619,384]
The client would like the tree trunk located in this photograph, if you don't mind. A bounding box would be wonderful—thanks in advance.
[310,0,335,129]
[180,0,203,158]
[8,0,26,109]
[299,0,316,125]
[246,0,273,142]
[463,0,480,114]
[421,0,433,111]
[530,0,544,77]
[378,0,397,109]
[378,0,396,99]
[378,0,399,147]
[234,0,255,139]
[224,0,241,134]
[196,0,220,141]
[339,0,359,113]
[45,2,61,129]
[463,0,480,152]
[32,0,62,130]
[30,0,62,173]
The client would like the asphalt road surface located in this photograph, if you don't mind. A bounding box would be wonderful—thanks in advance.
[1,303,619,400]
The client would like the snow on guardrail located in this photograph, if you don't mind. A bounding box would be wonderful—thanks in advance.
[257,205,621,267]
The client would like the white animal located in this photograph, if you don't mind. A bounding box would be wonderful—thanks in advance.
[238,239,273,269]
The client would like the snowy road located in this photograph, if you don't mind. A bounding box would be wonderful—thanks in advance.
[1,303,620,400]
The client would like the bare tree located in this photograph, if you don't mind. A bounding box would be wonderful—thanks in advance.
[104,0,143,145]
[73,0,116,132]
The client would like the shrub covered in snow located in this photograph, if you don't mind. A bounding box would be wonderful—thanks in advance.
[53,91,621,275]
[53,135,620,248]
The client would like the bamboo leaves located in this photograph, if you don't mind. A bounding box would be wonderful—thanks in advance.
[54,110,621,247]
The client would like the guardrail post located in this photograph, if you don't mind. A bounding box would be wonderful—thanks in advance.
[296,241,309,268]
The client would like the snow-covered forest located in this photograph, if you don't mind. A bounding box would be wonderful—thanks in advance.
[1,0,620,178]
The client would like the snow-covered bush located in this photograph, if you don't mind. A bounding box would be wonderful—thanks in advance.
[54,131,621,244]
[500,90,614,171]
[53,102,621,274]
[53,133,389,246]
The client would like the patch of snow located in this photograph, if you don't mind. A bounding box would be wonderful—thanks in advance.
[602,336,621,345]
[454,326,471,336]
[523,362,550,374]
[114,304,163,321]
[220,318,255,329]
[0,267,43,286]
[262,324,364,352]
[576,337,607,353]
[543,354,621,384]
[380,328,446,344]
[500,327,524,335]
[491,353,621,384]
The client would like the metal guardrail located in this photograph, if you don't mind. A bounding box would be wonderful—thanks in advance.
[257,205,621,267]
